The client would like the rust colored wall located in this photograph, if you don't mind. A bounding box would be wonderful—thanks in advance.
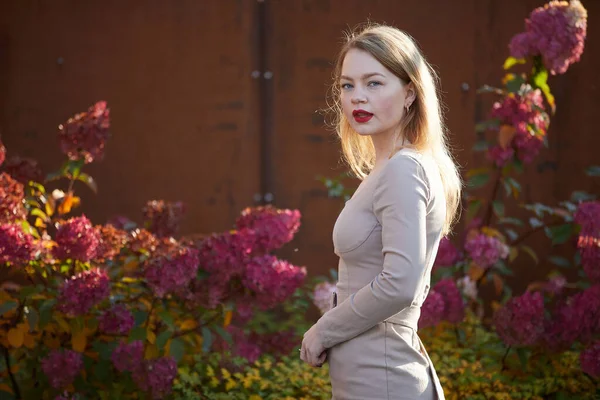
[1,0,599,297]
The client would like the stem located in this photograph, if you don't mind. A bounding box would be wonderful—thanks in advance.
[482,169,503,227]
[2,345,21,399]
[501,346,512,371]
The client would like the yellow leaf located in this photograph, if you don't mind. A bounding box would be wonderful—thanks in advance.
[468,263,486,282]
[34,217,46,228]
[147,329,156,344]
[7,328,24,348]
[0,383,13,394]
[498,125,516,149]
[180,319,198,331]
[492,274,504,296]
[58,192,75,215]
[44,335,61,349]
[224,311,232,328]
[145,343,159,360]
[72,331,87,352]
[23,333,36,349]
[55,316,71,332]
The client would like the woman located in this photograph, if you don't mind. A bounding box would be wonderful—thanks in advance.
[300,24,462,400]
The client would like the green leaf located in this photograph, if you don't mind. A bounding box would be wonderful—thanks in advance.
[156,330,172,350]
[505,74,526,93]
[503,56,526,70]
[548,256,571,268]
[38,299,56,329]
[516,348,529,369]
[495,261,514,276]
[547,224,574,245]
[133,310,148,327]
[201,327,213,353]
[467,172,490,189]
[77,173,98,194]
[498,217,523,227]
[467,199,482,221]
[472,140,490,152]
[94,359,111,381]
[475,119,501,133]
[169,338,185,363]
[26,307,38,331]
[520,245,538,264]
[128,327,147,342]
[30,208,48,221]
[0,301,18,316]
[504,228,518,242]
[214,326,233,345]
[492,201,505,217]
[157,310,175,330]
[531,61,555,113]
[529,217,543,228]
[67,159,85,180]
[571,191,596,202]
[585,165,600,176]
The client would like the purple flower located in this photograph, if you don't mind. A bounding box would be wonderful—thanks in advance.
[464,233,509,269]
[58,101,110,164]
[0,172,26,224]
[487,145,515,167]
[243,255,306,310]
[2,156,43,185]
[0,224,35,266]
[132,357,178,399]
[509,0,587,75]
[196,230,255,282]
[41,349,83,389]
[494,291,545,347]
[435,278,465,324]
[99,304,135,335]
[419,290,445,329]
[57,268,110,316]
[580,341,600,378]
[53,215,101,262]
[313,281,337,315]
[433,237,461,269]
[142,200,186,238]
[0,138,5,167]
[235,206,301,253]
[111,341,144,372]
[143,241,199,297]
[94,224,128,261]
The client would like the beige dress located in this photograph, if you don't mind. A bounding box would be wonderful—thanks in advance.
[315,148,446,400]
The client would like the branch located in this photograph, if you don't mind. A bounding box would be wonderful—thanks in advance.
[2,345,21,399]
[482,169,503,227]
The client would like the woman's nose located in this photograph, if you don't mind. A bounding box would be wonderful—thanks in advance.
[351,92,367,104]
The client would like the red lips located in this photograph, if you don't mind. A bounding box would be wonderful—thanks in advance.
[352,109,373,123]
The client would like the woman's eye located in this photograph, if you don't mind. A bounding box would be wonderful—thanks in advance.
[340,83,353,90]
[368,81,382,87]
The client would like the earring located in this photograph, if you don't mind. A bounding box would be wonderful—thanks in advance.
[405,103,411,112]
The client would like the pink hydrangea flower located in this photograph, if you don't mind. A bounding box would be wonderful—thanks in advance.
[58,101,110,164]
[419,290,445,329]
[313,281,336,315]
[574,201,600,283]
[0,138,5,167]
[98,304,135,335]
[509,0,587,75]
[127,228,159,255]
[487,145,515,167]
[433,237,461,269]
[143,241,199,297]
[132,357,178,400]
[457,276,478,301]
[494,291,545,347]
[0,224,35,266]
[464,233,510,269]
[243,255,306,310]
[53,215,101,262]
[0,172,26,224]
[435,278,465,324]
[142,200,186,238]
[580,341,600,378]
[57,268,110,316]
[235,206,301,253]
[2,156,43,185]
[94,224,128,261]
[234,300,254,323]
[41,349,83,389]
[111,341,144,372]
[196,230,255,281]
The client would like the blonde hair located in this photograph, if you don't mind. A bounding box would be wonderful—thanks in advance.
[329,24,462,235]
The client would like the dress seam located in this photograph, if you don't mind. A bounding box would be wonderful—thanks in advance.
[384,323,390,400]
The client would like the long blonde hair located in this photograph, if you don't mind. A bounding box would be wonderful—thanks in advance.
[330,24,462,235]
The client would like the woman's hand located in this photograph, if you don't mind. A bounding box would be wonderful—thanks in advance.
[300,323,327,367]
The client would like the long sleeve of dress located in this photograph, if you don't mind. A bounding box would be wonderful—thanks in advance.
[315,154,431,349]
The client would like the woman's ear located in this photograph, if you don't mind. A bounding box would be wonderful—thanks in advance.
[406,82,417,107]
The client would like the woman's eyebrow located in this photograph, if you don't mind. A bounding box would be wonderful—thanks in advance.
[339,72,385,81]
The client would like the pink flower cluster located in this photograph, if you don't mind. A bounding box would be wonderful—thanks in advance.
[196,230,255,280]
[544,285,600,351]
[98,304,135,335]
[58,100,110,164]
[313,281,337,315]
[111,340,144,372]
[433,237,461,269]
[143,240,199,297]
[53,215,101,262]
[128,228,159,255]
[464,232,510,269]
[0,224,35,266]
[94,224,128,261]
[574,201,600,283]
[2,156,43,185]
[419,278,465,328]
[57,268,110,316]
[41,349,83,389]
[494,291,545,347]
[0,138,5,167]
[142,200,186,238]
[489,87,549,165]
[580,341,600,378]
[0,172,26,224]
[131,357,178,399]
[55,393,80,400]
[509,0,587,75]
[235,206,301,253]
[243,255,307,309]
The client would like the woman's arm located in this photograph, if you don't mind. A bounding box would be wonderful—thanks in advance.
[315,154,430,349]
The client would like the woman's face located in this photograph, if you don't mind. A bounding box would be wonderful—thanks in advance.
[339,48,414,138]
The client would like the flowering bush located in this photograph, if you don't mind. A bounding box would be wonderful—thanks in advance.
[0,102,307,399]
